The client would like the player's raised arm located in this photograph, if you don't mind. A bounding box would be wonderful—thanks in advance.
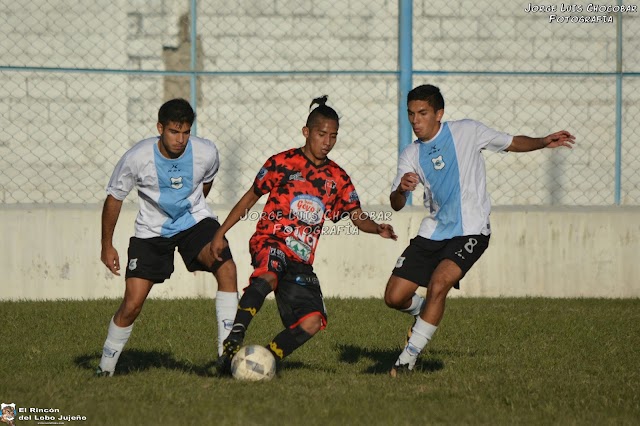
[101,194,124,276]
[210,187,262,261]
[349,208,397,240]
[506,130,575,152]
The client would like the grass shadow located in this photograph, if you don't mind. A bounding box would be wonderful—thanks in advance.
[74,350,217,377]
[276,359,338,374]
[335,343,445,375]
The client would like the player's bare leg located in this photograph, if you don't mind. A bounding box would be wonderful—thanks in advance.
[98,278,153,376]
[385,275,425,326]
[390,260,462,377]
[420,260,462,326]
[385,276,426,347]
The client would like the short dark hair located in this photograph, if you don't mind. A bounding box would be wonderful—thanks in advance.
[158,98,196,126]
[306,95,340,128]
[407,84,445,112]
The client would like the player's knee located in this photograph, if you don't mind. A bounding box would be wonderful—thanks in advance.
[299,315,323,336]
[214,259,238,291]
[384,291,406,310]
[428,279,453,299]
[118,302,143,324]
[248,277,274,297]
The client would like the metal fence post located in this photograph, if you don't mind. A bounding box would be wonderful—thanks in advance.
[398,0,413,205]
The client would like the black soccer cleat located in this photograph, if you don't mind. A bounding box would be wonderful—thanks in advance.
[216,324,246,376]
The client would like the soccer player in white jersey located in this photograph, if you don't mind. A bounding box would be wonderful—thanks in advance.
[96,98,238,376]
[385,84,575,376]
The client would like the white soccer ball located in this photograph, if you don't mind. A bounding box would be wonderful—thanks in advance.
[231,344,276,381]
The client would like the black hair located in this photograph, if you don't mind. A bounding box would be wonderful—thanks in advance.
[158,98,196,126]
[407,84,445,112]
[305,95,339,128]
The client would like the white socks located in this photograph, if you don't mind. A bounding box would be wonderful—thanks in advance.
[400,293,425,317]
[215,291,239,356]
[97,291,239,375]
[396,317,438,369]
[99,317,133,374]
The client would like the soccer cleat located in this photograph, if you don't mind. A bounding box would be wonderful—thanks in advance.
[216,324,246,376]
[389,361,413,378]
[95,366,114,377]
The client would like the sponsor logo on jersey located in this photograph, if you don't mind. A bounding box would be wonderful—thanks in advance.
[256,167,268,181]
[432,155,445,170]
[170,176,183,189]
[269,247,287,262]
[285,236,312,261]
[348,190,359,203]
[288,172,305,182]
[290,195,325,225]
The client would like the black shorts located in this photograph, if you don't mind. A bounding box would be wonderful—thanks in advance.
[391,234,490,288]
[275,262,327,330]
[250,240,327,329]
[125,217,233,283]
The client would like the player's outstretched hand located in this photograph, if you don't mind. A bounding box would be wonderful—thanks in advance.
[377,223,398,241]
[101,245,121,276]
[210,231,226,261]
[544,130,575,149]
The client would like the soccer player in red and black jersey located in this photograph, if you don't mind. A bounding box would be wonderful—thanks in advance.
[211,95,397,374]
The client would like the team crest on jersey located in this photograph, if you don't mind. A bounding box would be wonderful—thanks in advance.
[170,176,183,189]
[256,167,268,181]
[270,259,283,272]
[325,179,336,190]
[128,258,138,270]
[432,155,445,170]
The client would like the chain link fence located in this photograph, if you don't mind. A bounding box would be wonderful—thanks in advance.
[1,0,638,206]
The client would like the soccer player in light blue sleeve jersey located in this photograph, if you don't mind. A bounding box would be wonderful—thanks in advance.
[385,85,575,376]
[96,99,239,376]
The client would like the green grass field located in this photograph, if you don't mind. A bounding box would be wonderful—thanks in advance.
[2,298,639,425]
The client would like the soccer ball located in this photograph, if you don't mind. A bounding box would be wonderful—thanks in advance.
[231,344,276,381]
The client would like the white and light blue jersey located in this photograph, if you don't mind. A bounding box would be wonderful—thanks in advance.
[107,136,220,238]
[391,119,512,240]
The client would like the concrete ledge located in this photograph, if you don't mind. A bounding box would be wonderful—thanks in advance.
[1,204,638,300]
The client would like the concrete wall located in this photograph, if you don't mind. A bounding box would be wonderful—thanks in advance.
[2,205,638,300]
